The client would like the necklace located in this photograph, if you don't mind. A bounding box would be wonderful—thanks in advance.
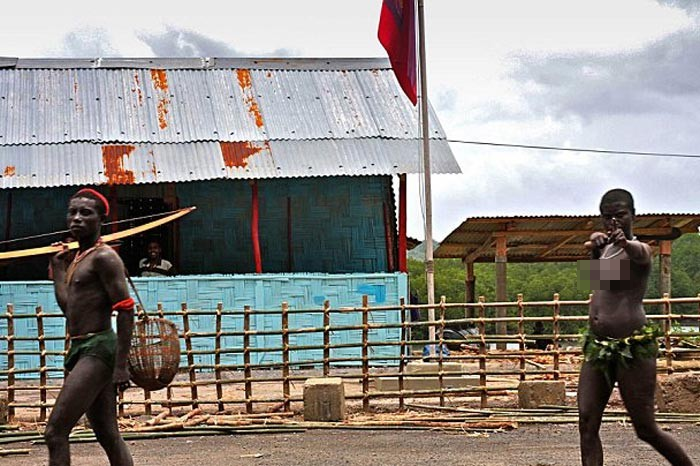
[65,239,103,284]
[600,236,637,260]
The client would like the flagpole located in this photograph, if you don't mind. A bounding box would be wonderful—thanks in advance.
[417,0,436,352]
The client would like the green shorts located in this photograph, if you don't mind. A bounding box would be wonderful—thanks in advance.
[64,329,117,373]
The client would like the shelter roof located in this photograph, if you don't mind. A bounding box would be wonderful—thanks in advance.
[0,57,460,188]
[435,213,700,263]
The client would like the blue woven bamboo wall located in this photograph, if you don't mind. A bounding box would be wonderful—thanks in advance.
[0,273,408,379]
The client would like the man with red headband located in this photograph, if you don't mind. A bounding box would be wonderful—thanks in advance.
[45,188,134,466]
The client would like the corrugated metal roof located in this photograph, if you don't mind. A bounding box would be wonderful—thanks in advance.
[0,139,458,188]
[0,64,445,145]
[0,57,459,188]
[435,214,700,262]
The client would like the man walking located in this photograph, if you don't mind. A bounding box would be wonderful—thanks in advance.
[45,188,134,466]
[578,188,692,466]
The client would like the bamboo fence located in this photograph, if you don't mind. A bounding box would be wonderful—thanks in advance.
[2,293,700,423]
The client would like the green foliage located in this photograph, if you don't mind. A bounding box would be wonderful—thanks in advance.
[407,234,700,335]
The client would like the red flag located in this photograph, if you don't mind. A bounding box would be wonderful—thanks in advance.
[378,0,417,105]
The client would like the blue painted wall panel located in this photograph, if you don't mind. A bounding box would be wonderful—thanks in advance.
[1,272,407,379]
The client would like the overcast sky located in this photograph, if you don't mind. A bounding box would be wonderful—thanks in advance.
[2,0,699,240]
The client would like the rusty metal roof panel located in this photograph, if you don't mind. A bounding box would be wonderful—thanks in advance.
[0,138,459,188]
[0,65,447,145]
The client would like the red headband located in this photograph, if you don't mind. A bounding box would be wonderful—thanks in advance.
[75,188,110,216]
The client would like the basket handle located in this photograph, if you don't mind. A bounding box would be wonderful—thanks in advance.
[124,269,149,320]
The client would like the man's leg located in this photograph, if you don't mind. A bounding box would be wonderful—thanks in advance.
[578,362,614,466]
[618,358,693,466]
[86,380,133,466]
[45,356,111,466]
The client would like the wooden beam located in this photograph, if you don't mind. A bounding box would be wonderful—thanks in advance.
[540,234,578,258]
[464,235,495,263]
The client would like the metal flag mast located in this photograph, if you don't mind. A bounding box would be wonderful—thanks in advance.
[417,0,436,350]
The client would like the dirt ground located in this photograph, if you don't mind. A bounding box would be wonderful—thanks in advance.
[6,423,700,466]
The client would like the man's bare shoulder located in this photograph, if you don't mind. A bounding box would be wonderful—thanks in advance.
[92,245,125,269]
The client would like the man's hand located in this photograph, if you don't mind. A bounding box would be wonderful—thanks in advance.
[585,232,609,250]
[607,227,628,248]
[113,366,131,393]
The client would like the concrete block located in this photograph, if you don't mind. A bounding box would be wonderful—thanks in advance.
[0,396,7,424]
[303,377,346,422]
[657,373,700,413]
[405,361,468,375]
[518,380,566,409]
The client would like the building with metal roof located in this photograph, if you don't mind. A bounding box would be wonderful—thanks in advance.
[0,57,461,372]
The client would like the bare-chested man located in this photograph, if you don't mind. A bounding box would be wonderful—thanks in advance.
[45,189,134,466]
[578,189,693,466]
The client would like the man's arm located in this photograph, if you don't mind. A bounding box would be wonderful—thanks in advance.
[50,248,74,312]
[95,248,134,391]
[608,228,652,265]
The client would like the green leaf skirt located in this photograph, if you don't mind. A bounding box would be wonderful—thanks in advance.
[581,324,660,386]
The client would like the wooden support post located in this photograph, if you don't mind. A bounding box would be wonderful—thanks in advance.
[281,302,291,412]
[6,304,15,423]
[660,240,672,297]
[243,305,253,413]
[495,234,508,350]
[517,294,525,382]
[215,302,224,412]
[323,300,331,377]
[251,181,262,273]
[463,259,475,318]
[181,302,198,409]
[361,295,370,412]
[477,297,488,408]
[398,297,407,411]
[287,197,294,272]
[663,293,674,375]
[383,201,396,271]
[398,174,407,273]
[35,306,47,421]
[552,293,561,380]
[438,296,446,407]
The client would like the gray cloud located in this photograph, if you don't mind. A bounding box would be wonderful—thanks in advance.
[657,0,700,15]
[137,26,297,57]
[48,27,121,57]
[510,28,700,124]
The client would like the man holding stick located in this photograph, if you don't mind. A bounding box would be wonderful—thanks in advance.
[45,188,134,466]
[578,188,692,466]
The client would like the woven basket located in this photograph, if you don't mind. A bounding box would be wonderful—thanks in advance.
[128,317,181,391]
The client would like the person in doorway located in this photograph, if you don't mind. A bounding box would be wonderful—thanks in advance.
[578,188,692,466]
[138,240,174,277]
[46,188,134,466]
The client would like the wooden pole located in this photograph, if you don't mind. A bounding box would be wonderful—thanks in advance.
[6,304,15,423]
[517,294,525,382]
[362,295,370,412]
[399,297,407,411]
[215,302,224,412]
[438,296,446,407]
[281,302,290,412]
[243,305,253,413]
[181,302,199,409]
[552,293,561,380]
[659,240,672,297]
[35,306,47,421]
[477,297,487,409]
[251,180,262,273]
[417,0,436,352]
[286,197,293,272]
[663,293,673,375]
[323,300,330,377]
[159,303,173,415]
[398,174,407,273]
[495,234,507,350]
[383,201,396,271]
[464,259,475,318]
